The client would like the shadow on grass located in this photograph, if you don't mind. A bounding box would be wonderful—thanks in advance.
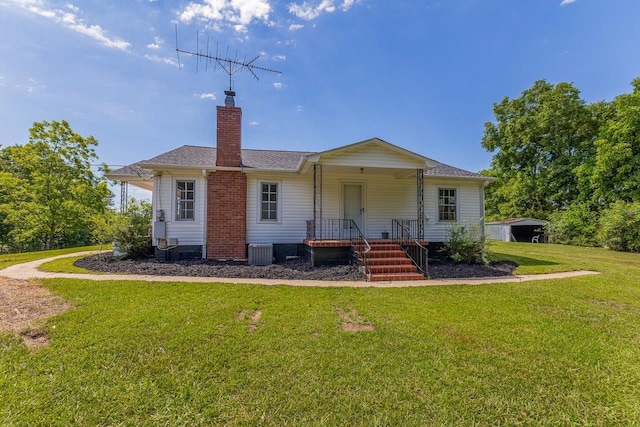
[490,252,559,267]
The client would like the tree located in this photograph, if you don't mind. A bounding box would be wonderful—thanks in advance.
[482,80,605,219]
[599,201,640,252]
[588,78,640,207]
[0,120,112,251]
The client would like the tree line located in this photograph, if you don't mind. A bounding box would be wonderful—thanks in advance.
[0,120,151,254]
[483,78,640,250]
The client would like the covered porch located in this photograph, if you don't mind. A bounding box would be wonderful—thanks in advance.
[299,139,435,280]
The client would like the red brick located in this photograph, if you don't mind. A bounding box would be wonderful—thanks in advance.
[207,170,247,260]
[216,105,242,167]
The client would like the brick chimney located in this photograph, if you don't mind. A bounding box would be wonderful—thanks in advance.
[216,90,242,167]
[207,90,247,260]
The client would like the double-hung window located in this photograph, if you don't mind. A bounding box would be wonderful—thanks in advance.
[438,188,457,222]
[260,183,278,221]
[176,180,195,220]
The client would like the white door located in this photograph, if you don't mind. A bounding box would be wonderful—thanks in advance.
[343,183,364,232]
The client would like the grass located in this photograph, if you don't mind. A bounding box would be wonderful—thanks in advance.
[38,255,98,274]
[0,245,106,270]
[1,243,640,425]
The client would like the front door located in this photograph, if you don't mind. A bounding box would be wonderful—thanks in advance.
[343,183,364,232]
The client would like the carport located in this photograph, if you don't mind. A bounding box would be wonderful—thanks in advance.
[485,218,547,242]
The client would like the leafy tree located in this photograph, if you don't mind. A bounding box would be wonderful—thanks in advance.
[482,80,605,219]
[0,120,112,251]
[588,78,640,207]
[546,203,599,246]
[599,201,640,252]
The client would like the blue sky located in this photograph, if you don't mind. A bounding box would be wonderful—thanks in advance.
[1,0,640,201]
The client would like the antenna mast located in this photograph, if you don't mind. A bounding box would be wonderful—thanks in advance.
[175,25,281,102]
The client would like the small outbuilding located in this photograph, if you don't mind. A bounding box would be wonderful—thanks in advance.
[485,218,547,242]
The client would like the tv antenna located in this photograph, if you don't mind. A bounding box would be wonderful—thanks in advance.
[175,25,281,102]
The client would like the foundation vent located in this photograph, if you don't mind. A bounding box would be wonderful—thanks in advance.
[248,244,273,266]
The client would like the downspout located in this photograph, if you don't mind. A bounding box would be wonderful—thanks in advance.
[480,181,488,231]
[202,169,207,259]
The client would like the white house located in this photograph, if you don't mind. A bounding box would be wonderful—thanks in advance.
[108,91,494,280]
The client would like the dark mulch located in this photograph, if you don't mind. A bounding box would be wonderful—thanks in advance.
[427,260,518,279]
[75,254,518,281]
[75,255,366,281]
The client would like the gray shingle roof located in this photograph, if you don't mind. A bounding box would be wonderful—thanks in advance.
[424,162,489,179]
[138,145,311,171]
[107,163,153,179]
[111,145,490,180]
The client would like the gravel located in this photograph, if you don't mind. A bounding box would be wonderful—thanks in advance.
[75,254,518,281]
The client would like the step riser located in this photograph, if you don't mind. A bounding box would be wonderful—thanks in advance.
[368,273,425,281]
[365,258,413,266]
[355,242,425,281]
[368,266,418,274]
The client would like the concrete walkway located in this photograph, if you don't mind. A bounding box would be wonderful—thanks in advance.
[0,250,600,288]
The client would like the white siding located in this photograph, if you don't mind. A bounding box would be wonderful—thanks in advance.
[423,179,484,242]
[246,173,314,244]
[485,224,507,241]
[245,172,486,243]
[148,169,486,246]
[151,171,206,246]
[320,144,425,169]
[320,172,417,238]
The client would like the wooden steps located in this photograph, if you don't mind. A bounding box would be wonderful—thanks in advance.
[355,242,425,281]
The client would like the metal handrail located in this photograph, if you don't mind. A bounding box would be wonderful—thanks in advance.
[392,219,428,277]
[306,219,371,275]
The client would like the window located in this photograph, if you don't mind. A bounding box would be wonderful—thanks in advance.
[438,188,457,222]
[260,183,278,221]
[176,180,195,220]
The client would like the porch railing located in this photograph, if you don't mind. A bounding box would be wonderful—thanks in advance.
[392,219,428,277]
[306,219,371,275]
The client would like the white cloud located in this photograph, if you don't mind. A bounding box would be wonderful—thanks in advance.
[289,23,304,31]
[288,0,358,20]
[178,0,271,33]
[250,120,259,126]
[196,92,217,100]
[273,82,283,89]
[272,54,286,61]
[288,0,334,20]
[147,36,163,50]
[144,54,179,67]
[5,0,130,51]
[296,105,303,112]
[560,0,577,4]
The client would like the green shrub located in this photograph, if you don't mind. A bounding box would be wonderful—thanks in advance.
[599,201,640,252]
[92,198,152,258]
[441,222,488,264]
[546,203,599,246]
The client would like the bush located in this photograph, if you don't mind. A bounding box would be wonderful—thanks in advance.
[92,198,152,258]
[440,222,488,264]
[599,201,640,252]
[546,203,599,246]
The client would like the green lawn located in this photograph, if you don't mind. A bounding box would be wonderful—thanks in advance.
[0,245,105,270]
[1,243,640,425]
[38,255,98,274]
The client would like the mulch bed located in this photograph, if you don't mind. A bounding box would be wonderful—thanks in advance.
[75,254,518,281]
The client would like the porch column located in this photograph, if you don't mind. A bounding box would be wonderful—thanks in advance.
[417,168,424,240]
[313,164,323,240]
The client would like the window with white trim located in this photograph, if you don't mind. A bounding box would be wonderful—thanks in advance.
[438,188,457,222]
[260,182,278,221]
[176,180,195,220]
